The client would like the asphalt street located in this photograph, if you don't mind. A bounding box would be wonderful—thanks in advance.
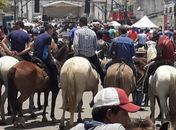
[0,85,160,130]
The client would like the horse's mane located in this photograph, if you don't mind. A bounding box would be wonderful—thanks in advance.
[53,41,68,61]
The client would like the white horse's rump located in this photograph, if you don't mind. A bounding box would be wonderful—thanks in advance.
[0,56,19,121]
[60,56,100,128]
[149,65,176,124]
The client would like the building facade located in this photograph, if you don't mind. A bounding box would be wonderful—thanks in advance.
[164,0,176,29]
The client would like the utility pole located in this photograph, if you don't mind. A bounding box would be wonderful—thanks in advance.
[105,0,107,23]
[124,0,128,24]
[14,0,17,23]
[26,0,28,20]
[20,0,23,19]
[111,0,113,12]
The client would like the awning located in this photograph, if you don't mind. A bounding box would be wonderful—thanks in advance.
[131,15,159,28]
[42,1,83,18]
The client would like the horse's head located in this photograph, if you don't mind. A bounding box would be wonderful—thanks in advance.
[52,38,74,65]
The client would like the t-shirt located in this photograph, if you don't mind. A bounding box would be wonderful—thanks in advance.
[70,123,125,130]
[137,33,147,45]
[7,30,30,52]
[33,32,52,60]
[127,30,137,42]
[110,34,135,63]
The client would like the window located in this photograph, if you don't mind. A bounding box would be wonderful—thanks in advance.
[169,7,172,13]
[165,8,168,14]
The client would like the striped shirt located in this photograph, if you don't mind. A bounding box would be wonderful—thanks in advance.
[73,26,97,57]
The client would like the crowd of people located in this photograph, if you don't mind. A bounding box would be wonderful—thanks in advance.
[0,17,175,130]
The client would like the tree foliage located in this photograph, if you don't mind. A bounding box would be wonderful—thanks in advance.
[0,0,6,9]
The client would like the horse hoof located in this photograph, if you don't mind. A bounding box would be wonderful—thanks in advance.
[77,118,83,123]
[0,120,6,125]
[14,121,18,128]
[7,111,12,115]
[31,113,37,118]
[59,124,65,130]
[89,102,94,108]
[51,117,57,123]
[38,105,43,110]
[42,117,48,122]
[20,122,25,128]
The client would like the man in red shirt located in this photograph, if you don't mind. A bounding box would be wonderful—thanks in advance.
[143,34,175,93]
[127,27,137,42]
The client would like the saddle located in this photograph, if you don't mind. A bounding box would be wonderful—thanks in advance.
[31,57,49,79]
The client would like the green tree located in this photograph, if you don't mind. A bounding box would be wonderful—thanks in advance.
[0,0,6,9]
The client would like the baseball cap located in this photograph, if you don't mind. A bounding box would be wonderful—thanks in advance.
[93,87,140,112]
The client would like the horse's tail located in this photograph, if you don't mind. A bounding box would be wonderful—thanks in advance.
[169,73,176,126]
[115,63,124,88]
[7,67,17,114]
[66,65,76,111]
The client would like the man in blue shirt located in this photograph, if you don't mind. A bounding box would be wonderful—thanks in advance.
[135,29,147,48]
[33,24,59,93]
[105,26,136,76]
[1,21,31,61]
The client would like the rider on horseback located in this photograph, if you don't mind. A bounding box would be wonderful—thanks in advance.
[143,32,175,93]
[105,26,137,76]
[33,24,59,92]
[73,17,105,85]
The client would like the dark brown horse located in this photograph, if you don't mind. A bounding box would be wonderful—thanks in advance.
[7,40,73,127]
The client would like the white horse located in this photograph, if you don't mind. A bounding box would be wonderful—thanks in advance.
[149,65,176,124]
[60,56,100,128]
[0,56,19,122]
[169,74,176,129]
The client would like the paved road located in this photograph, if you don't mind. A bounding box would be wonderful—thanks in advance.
[0,85,160,130]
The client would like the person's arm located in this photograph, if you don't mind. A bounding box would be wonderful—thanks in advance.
[73,31,79,54]
[48,44,52,56]
[17,35,32,56]
[93,34,98,50]
[17,42,32,56]
[1,37,13,56]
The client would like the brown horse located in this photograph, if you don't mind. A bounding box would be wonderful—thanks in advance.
[7,40,72,127]
[104,62,136,96]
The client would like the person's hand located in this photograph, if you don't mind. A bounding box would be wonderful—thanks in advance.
[11,51,18,56]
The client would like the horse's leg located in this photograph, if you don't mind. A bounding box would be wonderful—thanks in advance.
[37,92,42,110]
[29,94,37,118]
[60,90,67,129]
[42,91,49,122]
[90,88,98,107]
[50,88,59,123]
[149,95,155,123]
[156,97,162,120]
[144,94,149,106]
[0,86,7,122]
[8,88,18,126]
[158,95,169,124]
[74,92,84,126]
[7,98,12,115]
[17,92,33,127]
[77,100,83,123]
